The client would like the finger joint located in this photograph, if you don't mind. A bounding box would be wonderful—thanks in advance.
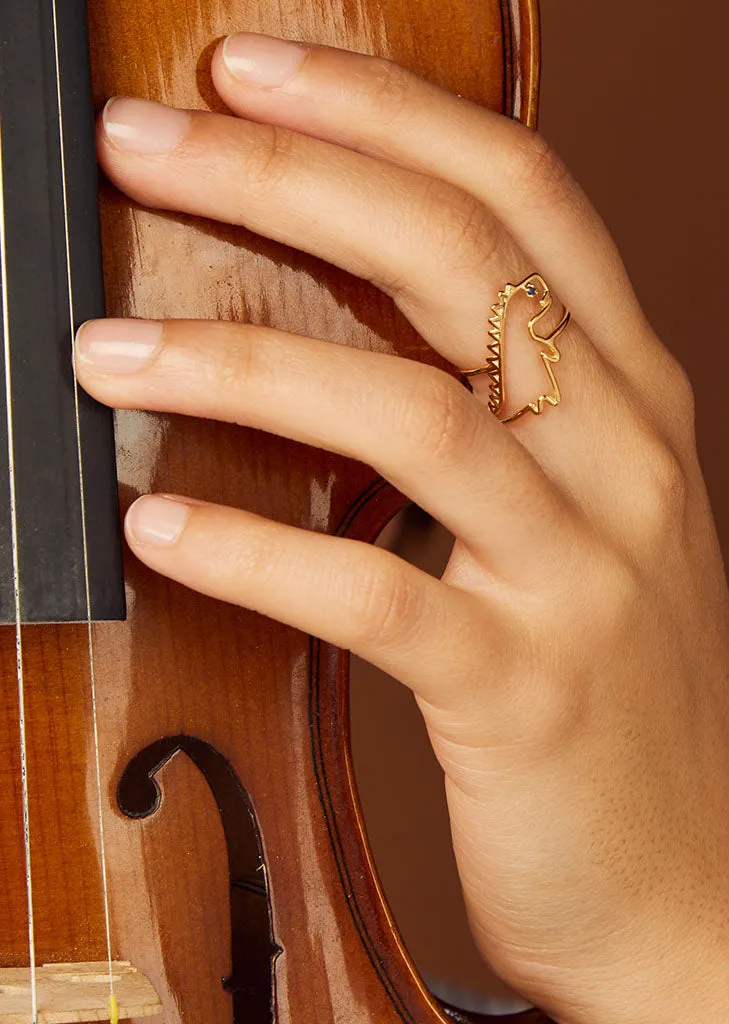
[246,123,295,192]
[351,557,424,650]
[396,367,482,467]
[507,129,575,211]
[364,58,416,129]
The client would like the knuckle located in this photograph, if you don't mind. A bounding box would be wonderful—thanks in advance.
[364,58,414,127]
[664,355,696,426]
[507,129,574,210]
[416,180,497,278]
[632,343,697,448]
[396,367,479,465]
[646,441,688,512]
[634,432,690,540]
[351,559,421,648]
[245,123,293,192]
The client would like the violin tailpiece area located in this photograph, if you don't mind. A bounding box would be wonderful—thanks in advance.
[0,961,161,1023]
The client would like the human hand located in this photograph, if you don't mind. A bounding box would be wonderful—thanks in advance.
[74,34,729,1024]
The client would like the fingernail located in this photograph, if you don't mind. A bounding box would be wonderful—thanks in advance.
[103,97,191,154]
[126,495,190,547]
[75,319,163,373]
[222,33,309,88]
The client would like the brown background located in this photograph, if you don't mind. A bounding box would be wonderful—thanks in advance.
[350,0,729,1014]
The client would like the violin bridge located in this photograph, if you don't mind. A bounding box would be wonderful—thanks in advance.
[0,961,162,1023]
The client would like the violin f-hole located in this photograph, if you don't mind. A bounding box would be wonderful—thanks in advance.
[117,735,281,1023]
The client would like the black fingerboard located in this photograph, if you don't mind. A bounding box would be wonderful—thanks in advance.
[0,0,124,622]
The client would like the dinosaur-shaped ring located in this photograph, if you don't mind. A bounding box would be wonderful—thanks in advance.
[462,274,571,424]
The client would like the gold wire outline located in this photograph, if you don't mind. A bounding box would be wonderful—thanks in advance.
[463,273,571,424]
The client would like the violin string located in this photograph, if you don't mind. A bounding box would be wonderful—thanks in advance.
[0,119,38,1024]
[49,0,116,1011]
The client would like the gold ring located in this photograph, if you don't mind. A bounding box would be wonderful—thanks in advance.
[463,273,571,424]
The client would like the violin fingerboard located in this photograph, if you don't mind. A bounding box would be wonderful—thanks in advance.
[0,0,124,623]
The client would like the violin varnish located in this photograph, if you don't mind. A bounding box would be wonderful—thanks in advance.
[0,961,162,1023]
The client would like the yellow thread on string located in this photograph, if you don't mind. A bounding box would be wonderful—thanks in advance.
[109,993,119,1024]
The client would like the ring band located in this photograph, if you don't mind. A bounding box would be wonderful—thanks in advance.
[463,273,571,425]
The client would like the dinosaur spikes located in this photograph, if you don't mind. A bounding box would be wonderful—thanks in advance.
[488,301,506,350]
[482,354,502,388]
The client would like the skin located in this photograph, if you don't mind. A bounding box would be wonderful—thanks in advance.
[74,33,729,1024]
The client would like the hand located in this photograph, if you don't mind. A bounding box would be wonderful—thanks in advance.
[74,34,729,1024]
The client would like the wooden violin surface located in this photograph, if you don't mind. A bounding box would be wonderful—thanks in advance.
[0,1,549,1021]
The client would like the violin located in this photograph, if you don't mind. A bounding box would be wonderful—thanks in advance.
[0,0,550,1021]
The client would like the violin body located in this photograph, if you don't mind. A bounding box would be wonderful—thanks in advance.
[0,1,547,1021]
